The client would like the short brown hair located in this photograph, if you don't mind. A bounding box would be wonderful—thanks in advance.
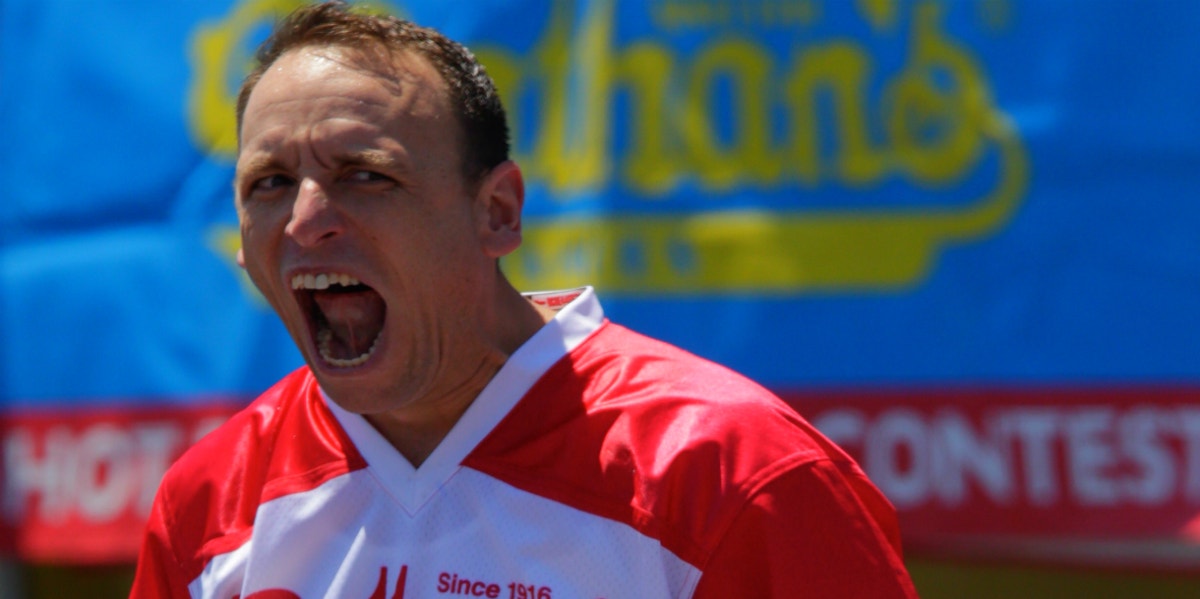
[236,1,510,181]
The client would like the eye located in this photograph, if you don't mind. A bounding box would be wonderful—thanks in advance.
[251,174,294,193]
[345,170,391,184]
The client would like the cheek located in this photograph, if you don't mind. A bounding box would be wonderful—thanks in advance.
[241,255,276,301]
[237,226,281,293]
[239,207,286,260]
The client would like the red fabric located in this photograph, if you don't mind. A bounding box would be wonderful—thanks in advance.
[131,492,193,599]
[692,461,917,598]
[467,322,915,596]
[129,368,366,598]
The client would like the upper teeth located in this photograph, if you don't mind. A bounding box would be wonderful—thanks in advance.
[291,273,361,290]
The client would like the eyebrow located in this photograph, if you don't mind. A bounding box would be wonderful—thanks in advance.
[233,153,283,191]
[235,154,280,179]
[237,149,405,175]
[334,149,405,172]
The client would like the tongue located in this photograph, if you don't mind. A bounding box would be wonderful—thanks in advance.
[312,289,385,359]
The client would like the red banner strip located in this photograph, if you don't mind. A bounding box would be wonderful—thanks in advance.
[1,402,244,563]
[779,386,1200,569]
[5,387,1200,568]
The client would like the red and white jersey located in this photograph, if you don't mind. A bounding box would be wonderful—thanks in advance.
[132,288,916,599]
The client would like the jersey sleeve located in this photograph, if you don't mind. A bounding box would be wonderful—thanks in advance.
[692,458,918,598]
[130,482,193,599]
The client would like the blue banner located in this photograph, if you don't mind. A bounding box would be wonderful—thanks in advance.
[3,0,1198,410]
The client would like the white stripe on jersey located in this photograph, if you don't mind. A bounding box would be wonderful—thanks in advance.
[192,467,701,598]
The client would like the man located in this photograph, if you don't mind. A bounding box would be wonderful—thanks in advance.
[132,2,918,597]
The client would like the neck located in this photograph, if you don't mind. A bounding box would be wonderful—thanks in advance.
[366,279,555,467]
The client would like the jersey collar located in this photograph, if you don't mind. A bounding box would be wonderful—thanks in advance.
[322,287,604,514]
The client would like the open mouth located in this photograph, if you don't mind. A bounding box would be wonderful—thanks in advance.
[291,272,386,368]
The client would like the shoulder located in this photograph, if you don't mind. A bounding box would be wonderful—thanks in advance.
[162,367,319,498]
[561,322,850,467]
[468,322,862,566]
[151,367,363,574]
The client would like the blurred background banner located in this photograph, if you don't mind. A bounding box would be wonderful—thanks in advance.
[3,0,1199,568]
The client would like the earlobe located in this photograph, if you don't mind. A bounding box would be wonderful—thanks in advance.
[477,160,526,258]
[237,247,246,269]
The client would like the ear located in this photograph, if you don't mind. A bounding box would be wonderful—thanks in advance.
[236,247,247,269]
[474,160,526,258]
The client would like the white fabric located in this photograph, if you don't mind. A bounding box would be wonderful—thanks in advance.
[196,468,700,598]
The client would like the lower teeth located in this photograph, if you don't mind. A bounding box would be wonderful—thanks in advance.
[317,329,379,368]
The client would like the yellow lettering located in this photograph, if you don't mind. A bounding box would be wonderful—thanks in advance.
[522,0,615,193]
[785,43,887,184]
[478,1,1000,196]
[683,40,781,189]
[500,0,1029,293]
[613,43,680,195]
[884,2,988,183]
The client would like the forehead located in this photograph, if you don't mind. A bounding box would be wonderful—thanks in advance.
[239,44,452,143]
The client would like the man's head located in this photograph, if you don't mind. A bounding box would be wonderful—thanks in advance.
[233,1,539,419]
[236,1,509,183]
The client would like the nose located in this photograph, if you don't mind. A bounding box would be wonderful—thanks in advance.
[285,178,343,247]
